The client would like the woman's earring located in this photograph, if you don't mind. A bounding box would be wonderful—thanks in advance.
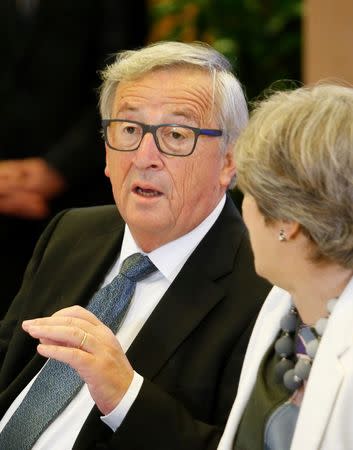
[278,229,287,242]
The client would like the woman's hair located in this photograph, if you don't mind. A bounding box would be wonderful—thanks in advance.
[99,41,248,160]
[235,83,353,267]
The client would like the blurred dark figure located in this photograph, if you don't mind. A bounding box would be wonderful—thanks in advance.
[0,0,148,317]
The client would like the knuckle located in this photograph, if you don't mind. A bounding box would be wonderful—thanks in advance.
[64,316,74,326]
[71,305,84,315]
[72,327,82,340]
[71,305,80,312]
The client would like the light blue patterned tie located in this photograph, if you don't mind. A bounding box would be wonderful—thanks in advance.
[0,253,156,450]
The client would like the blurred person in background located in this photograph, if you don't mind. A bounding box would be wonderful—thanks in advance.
[219,84,353,450]
[0,0,148,317]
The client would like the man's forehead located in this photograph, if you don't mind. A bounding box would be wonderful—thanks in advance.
[113,67,215,123]
[115,100,200,120]
[117,67,211,92]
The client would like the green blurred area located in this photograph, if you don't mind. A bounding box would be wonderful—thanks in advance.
[150,0,302,101]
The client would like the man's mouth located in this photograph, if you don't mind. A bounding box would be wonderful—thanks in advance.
[134,186,163,198]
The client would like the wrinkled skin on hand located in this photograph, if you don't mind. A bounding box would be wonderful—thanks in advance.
[22,305,134,415]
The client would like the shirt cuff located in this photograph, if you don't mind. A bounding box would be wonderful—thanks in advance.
[100,371,144,432]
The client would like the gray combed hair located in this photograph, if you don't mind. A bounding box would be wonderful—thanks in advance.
[99,41,248,159]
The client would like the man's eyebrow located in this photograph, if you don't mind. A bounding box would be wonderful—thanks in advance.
[113,104,199,123]
[114,103,137,115]
[169,110,198,123]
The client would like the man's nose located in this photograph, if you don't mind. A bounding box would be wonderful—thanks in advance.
[132,131,163,169]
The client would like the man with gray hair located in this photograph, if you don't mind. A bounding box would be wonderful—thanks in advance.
[0,41,270,449]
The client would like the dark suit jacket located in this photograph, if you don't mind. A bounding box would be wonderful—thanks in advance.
[0,197,271,449]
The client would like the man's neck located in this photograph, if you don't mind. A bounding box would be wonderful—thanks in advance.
[129,195,227,253]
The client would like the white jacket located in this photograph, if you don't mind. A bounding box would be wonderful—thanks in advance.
[218,276,353,450]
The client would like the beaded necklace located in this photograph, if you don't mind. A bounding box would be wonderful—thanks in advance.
[274,299,338,391]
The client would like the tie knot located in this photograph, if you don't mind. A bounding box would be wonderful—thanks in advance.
[120,253,157,282]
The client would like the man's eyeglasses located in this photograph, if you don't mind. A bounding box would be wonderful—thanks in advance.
[102,119,223,157]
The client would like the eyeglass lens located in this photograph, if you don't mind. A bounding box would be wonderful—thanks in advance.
[107,121,195,155]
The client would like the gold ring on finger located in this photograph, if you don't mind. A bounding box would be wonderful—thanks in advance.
[78,331,88,351]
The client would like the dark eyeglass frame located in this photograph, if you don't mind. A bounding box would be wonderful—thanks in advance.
[101,119,223,157]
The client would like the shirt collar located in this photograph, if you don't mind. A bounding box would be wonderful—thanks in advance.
[119,195,226,283]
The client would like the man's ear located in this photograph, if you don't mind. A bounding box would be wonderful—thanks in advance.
[220,149,236,188]
[104,147,110,178]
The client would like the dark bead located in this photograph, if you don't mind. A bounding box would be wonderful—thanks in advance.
[280,311,297,332]
[294,358,311,380]
[275,334,295,357]
[283,369,302,391]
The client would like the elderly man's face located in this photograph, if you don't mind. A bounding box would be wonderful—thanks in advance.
[105,67,235,251]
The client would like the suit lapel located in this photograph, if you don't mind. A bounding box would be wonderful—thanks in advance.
[218,288,291,449]
[38,215,125,317]
[292,351,343,449]
[292,279,353,449]
[127,197,245,379]
[240,291,290,387]
[127,263,223,379]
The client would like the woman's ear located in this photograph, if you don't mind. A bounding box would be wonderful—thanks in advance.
[278,220,301,241]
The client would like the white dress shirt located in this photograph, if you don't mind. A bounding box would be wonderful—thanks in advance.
[0,195,226,449]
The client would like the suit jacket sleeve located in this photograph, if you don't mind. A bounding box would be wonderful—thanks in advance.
[109,322,256,450]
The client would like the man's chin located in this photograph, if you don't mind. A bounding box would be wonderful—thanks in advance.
[128,212,169,235]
